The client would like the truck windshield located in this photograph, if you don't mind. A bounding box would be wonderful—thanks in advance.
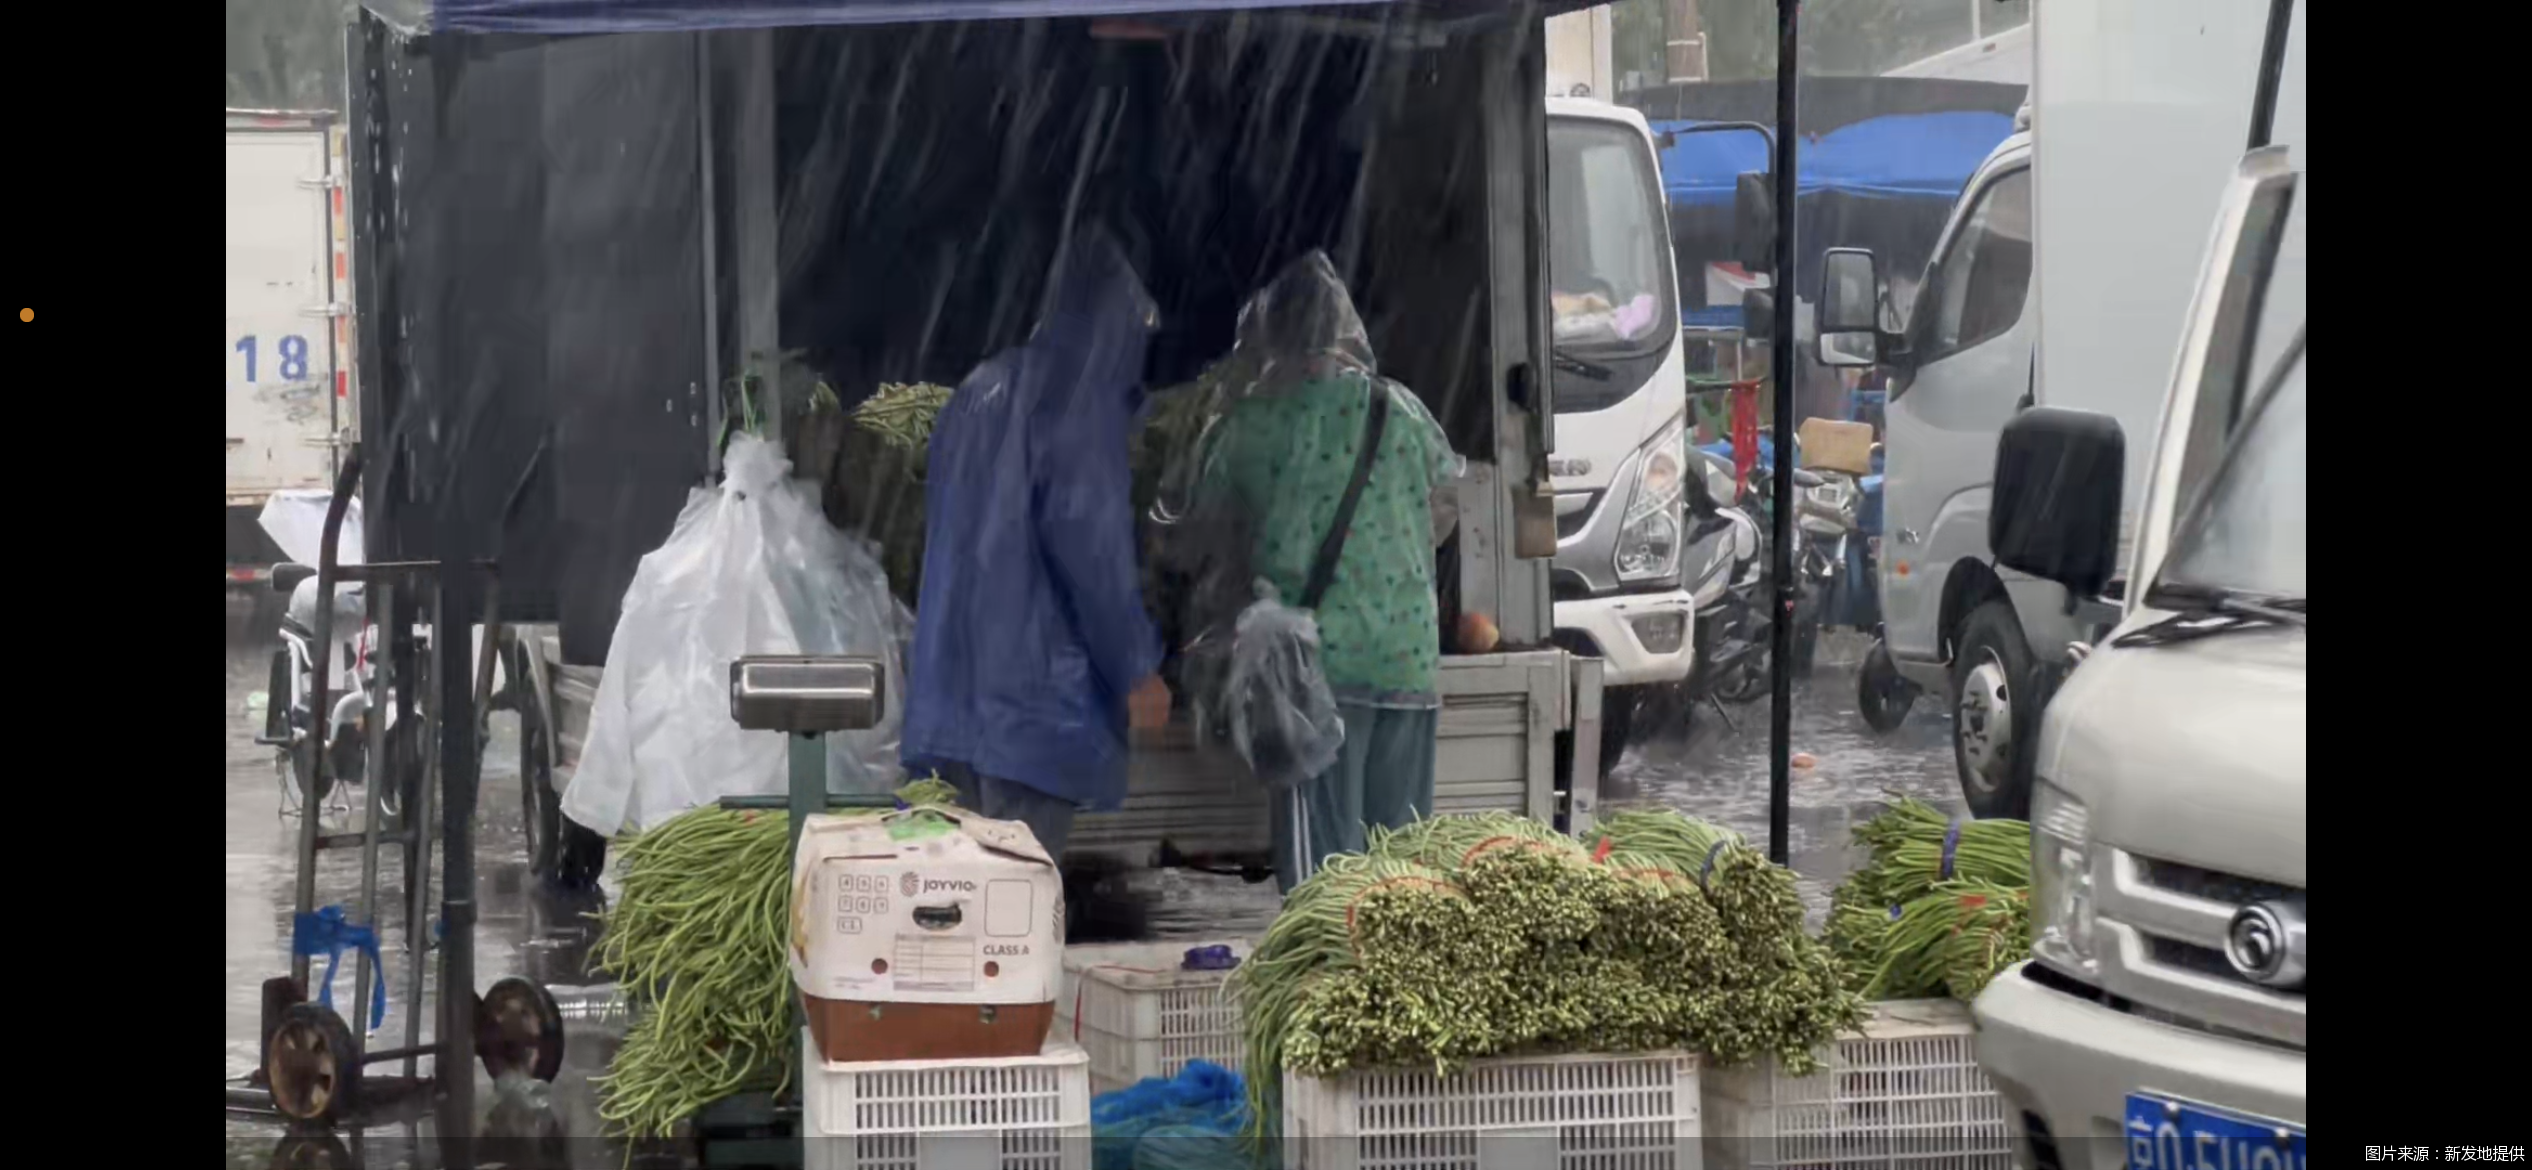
[2157,337,2306,604]
[1548,116,1676,413]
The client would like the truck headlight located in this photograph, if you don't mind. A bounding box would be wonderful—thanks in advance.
[2030,780,2099,981]
[1616,417,1686,583]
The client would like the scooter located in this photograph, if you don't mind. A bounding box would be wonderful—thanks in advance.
[259,566,420,820]
[1627,448,1767,737]
[1702,430,1830,680]
[1685,449,1768,708]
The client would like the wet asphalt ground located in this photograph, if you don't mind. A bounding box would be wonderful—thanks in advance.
[224,592,1964,1168]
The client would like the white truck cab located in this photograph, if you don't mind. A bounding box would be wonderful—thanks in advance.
[1938,2,2307,1163]
[1969,136,2306,1170]
[1543,96,1696,766]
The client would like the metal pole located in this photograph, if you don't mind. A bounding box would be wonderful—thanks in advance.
[351,577,392,1046]
[436,574,480,1168]
[789,734,825,858]
[1766,0,1800,867]
[294,457,363,990]
[400,580,437,1083]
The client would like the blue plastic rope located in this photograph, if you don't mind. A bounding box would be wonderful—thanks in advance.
[1181,945,1239,972]
[1940,820,1964,881]
[1698,839,1732,890]
[292,905,388,1031]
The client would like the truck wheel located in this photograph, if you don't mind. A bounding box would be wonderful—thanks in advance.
[1857,640,1918,734]
[555,822,608,890]
[1597,687,1637,779]
[521,697,563,884]
[1950,600,2040,819]
[1554,684,1638,787]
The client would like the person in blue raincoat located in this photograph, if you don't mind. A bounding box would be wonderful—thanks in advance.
[902,224,1174,857]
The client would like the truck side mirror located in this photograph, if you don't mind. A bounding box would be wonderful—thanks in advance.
[1990,407,2126,599]
[1733,172,1775,275]
[1815,248,1880,368]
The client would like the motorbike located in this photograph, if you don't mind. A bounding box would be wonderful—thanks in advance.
[1626,448,1767,737]
[1700,430,1830,680]
[1685,449,1768,705]
[259,565,421,819]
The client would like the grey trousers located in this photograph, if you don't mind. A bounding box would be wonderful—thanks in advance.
[1272,702,1440,894]
[939,762,1078,859]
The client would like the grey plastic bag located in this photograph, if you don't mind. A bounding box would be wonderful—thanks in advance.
[1211,583,1346,790]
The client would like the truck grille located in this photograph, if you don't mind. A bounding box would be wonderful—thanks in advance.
[2096,848,2305,1048]
[2134,856,2299,910]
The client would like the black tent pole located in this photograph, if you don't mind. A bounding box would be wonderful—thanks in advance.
[1766,0,1800,867]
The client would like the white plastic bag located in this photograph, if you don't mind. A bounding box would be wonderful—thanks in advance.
[562,435,907,838]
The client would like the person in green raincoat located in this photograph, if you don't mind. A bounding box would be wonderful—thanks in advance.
[1166,251,1466,892]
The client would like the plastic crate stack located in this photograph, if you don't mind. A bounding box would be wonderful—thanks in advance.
[801,1034,1093,1170]
[1701,999,2014,1170]
[1051,939,1249,1095]
[1282,1048,1705,1170]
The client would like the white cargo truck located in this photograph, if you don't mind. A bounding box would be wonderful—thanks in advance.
[1540,14,1699,777]
[227,110,353,585]
[1819,0,2285,818]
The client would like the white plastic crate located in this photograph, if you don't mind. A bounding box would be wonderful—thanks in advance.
[802,1034,1092,1170]
[1700,999,2013,1170]
[1050,939,1249,1094]
[1282,1048,1704,1170]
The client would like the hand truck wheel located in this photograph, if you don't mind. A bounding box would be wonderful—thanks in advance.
[268,1128,356,1170]
[265,1002,361,1125]
[474,976,567,1083]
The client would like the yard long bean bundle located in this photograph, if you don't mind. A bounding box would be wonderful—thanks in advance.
[849,381,955,457]
[1826,797,2033,1001]
[1228,811,1864,1147]
[592,806,797,1142]
[592,779,966,1141]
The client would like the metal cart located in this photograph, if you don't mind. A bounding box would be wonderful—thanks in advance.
[237,447,570,1133]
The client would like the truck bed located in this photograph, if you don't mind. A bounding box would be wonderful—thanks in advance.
[533,631,1570,863]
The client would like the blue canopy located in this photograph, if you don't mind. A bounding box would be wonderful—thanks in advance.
[1655,110,2015,207]
[368,0,1585,36]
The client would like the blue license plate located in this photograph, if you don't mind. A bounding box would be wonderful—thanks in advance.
[2125,1093,2306,1170]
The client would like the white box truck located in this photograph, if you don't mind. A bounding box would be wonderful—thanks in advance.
[1826,0,2306,1162]
[1819,0,2287,818]
[227,110,354,586]
[1540,12,1703,777]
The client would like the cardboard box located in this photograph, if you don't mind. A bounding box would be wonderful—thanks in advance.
[1797,417,1877,477]
[790,808,1063,1063]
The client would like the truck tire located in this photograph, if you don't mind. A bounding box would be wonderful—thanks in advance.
[1856,639,1918,734]
[1950,600,2040,819]
[1553,684,1637,789]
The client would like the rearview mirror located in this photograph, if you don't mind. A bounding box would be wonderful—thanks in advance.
[1990,407,2126,598]
[1815,248,1880,368]
[1734,172,1776,275]
[1817,331,1876,367]
[1819,248,1878,332]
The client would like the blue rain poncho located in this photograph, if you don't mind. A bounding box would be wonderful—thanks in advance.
[900,226,1166,810]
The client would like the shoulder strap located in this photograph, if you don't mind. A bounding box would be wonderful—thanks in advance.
[1300,386,1391,611]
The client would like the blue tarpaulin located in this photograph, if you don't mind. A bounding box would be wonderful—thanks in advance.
[370,0,1591,35]
[1655,110,2015,207]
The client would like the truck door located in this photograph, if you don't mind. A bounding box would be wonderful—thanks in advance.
[227,118,342,500]
[1879,161,2033,669]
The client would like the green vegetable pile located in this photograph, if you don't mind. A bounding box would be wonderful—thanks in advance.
[1226,811,1865,1143]
[850,381,956,456]
[592,779,965,1141]
[592,805,797,1141]
[1824,797,2033,1002]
